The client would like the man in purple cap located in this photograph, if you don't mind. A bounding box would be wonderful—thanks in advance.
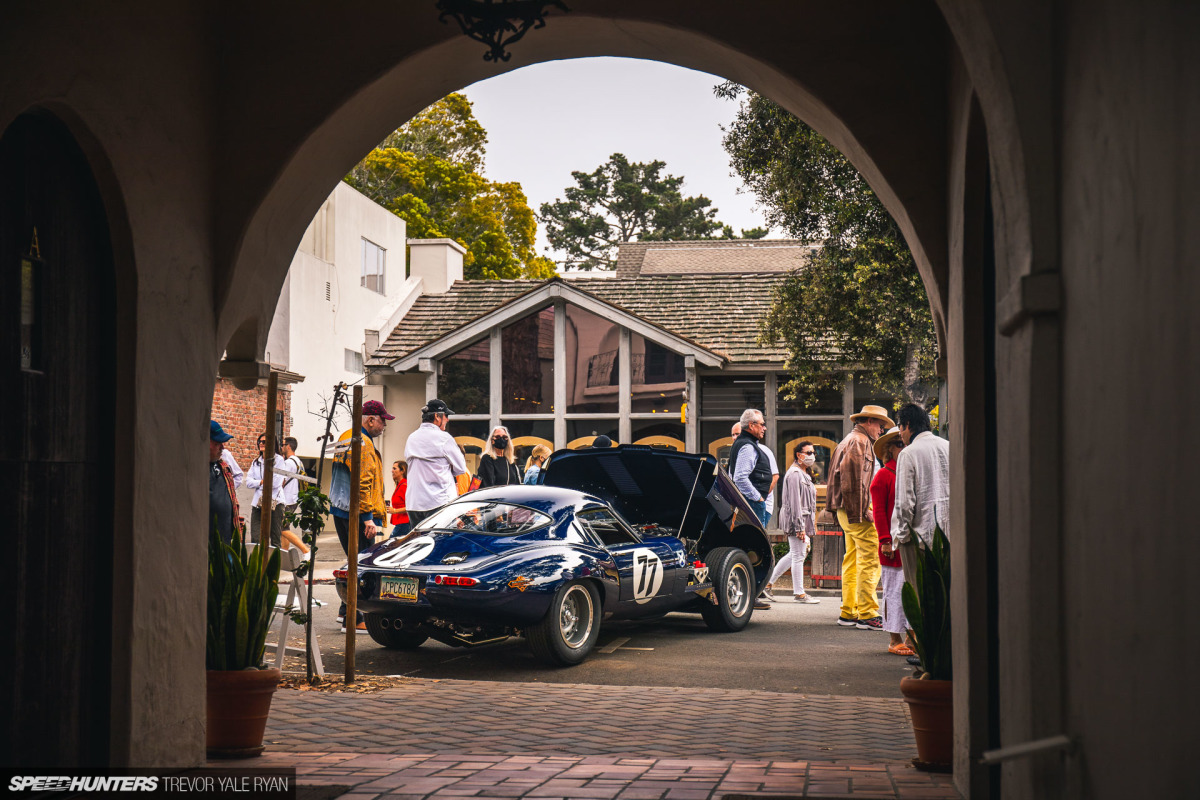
[330,398,393,632]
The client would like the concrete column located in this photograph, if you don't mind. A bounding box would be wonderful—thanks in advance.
[684,356,697,453]
[842,375,856,437]
[763,371,779,527]
[489,327,502,433]
[618,328,631,444]
[553,301,566,450]
[419,358,437,402]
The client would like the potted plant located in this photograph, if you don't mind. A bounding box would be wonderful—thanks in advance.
[899,523,953,772]
[206,526,283,758]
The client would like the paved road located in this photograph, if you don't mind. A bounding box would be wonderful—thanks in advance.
[287,534,912,698]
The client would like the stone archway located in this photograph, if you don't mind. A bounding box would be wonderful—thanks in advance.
[209,7,1030,794]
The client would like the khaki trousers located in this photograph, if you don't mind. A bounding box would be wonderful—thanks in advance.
[837,510,881,620]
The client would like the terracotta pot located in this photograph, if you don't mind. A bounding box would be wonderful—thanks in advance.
[900,676,953,770]
[206,668,282,758]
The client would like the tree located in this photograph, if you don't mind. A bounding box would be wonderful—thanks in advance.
[717,82,938,406]
[539,153,730,271]
[346,94,556,280]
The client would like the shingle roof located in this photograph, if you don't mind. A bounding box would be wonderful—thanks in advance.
[369,273,791,367]
[615,239,814,278]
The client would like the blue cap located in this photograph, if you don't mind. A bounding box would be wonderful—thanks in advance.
[210,420,234,442]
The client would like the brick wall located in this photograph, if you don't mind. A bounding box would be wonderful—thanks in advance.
[211,378,293,469]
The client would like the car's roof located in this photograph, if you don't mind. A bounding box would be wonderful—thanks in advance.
[453,484,604,516]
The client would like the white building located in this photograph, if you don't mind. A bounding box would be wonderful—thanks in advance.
[265,181,408,460]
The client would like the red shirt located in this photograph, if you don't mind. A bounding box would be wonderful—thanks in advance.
[869,459,902,568]
[390,479,409,525]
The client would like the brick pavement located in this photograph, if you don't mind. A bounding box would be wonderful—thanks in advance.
[223,678,960,798]
[267,679,917,762]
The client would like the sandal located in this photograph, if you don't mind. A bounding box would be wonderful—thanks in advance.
[888,642,915,656]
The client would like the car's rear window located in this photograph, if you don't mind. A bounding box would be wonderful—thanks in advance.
[413,502,552,535]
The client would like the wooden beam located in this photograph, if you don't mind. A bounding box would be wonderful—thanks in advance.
[258,370,279,546]
[344,386,363,683]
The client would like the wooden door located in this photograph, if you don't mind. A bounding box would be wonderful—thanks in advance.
[0,112,116,767]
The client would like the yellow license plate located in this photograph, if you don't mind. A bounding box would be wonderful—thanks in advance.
[379,576,419,602]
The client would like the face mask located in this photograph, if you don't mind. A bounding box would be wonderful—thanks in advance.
[493,437,509,448]
[803,454,816,466]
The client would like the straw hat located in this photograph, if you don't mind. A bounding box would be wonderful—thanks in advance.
[873,426,903,462]
[850,404,895,428]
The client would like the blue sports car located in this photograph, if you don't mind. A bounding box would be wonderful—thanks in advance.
[334,445,773,665]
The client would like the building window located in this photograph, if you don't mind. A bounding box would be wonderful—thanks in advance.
[361,238,385,294]
[631,419,685,450]
[699,375,765,418]
[564,304,620,413]
[567,419,618,449]
[502,306,555,414]
[440,339,490,415]
[344,348,363,374]
[631,334,685,414]
[777,379,844,416]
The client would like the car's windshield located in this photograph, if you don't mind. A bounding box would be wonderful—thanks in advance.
[413,501,552,535]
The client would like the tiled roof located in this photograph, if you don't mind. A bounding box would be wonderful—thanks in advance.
[369,273,793,367]
[615,239,815,278]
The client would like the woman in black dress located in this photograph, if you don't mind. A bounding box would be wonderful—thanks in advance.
[477,425,521,487]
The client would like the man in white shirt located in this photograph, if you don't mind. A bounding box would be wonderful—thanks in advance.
[403,398,468,527]
[890,403,950,591]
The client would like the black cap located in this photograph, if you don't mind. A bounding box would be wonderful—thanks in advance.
[592,434,613,448]
[422,398,454,416]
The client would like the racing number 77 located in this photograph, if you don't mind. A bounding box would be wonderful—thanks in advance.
[636,553,658,595]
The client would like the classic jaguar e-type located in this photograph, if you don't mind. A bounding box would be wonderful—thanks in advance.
[334,445,773,665]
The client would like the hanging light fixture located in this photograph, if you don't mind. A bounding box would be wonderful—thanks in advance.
[436,0,570,63]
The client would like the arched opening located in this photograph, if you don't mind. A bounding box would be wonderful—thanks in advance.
[0,111,118,767]
[204,8,1017,784]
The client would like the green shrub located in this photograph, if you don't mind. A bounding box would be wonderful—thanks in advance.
[901,523,952,680]
[206,527,281,670]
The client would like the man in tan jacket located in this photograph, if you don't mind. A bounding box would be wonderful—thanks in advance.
[827,404,893,629]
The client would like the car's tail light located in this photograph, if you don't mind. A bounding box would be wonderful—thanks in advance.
[333,568,348,580]
[693,561,706,568]
[432,575,479,587]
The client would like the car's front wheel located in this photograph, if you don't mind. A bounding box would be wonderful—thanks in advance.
[527,580,601,666]
[364,613,429,649]
[700,546,754,632]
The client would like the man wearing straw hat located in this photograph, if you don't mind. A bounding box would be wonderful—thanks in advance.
[827,404,894,630]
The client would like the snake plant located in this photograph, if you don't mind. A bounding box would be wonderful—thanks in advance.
[901,523,952,681]
[206,526,281,670]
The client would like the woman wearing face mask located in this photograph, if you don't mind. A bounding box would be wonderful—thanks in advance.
[477,426,521,488]
[765,441,822,603]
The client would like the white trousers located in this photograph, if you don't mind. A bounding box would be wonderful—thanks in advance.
[769,533,810,594]
[880,564,910,634]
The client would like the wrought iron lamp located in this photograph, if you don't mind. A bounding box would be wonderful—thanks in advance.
[437,0,570,62]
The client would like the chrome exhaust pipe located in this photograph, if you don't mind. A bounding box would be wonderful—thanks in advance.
[379,618,390,629]
[392,619,404,630]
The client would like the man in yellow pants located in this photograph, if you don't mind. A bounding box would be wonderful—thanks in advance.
[826,405,893,630]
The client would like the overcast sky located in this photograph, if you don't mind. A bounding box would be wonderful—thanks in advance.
[460,57,772,264]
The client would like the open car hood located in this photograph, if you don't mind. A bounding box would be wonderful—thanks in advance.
[543,445,766,543]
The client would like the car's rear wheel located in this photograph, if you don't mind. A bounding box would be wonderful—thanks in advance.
[527,580,600,666]
[364,613,429,649]
[700,546,754,632]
